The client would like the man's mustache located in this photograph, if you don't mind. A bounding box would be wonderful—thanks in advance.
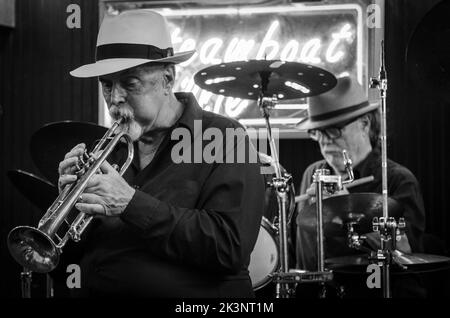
[110,105,134,123]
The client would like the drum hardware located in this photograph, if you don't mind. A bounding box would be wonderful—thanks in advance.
[256,65,336,298]
[18,267,54,299]
[327,252,450,272]
[257,82,292,299]
[314,150,354,271]
[46,274,54,298]
[310,150,354,297]
[295,175,375,203]
[273,269,333,284]
[369,40,402,298]
[20,267,32,298]
[300,193,402,235]
[194,59,337,298]
[369,216,408,272]
[346,221,370,253]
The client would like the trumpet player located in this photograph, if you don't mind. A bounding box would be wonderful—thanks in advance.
[56,10,265,297]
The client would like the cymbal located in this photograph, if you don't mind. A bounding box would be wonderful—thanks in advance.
[7,169,58,212]
[326,251,450,273]
[194,60,337,100]
[298,193,402,236]
[30,121,108,185]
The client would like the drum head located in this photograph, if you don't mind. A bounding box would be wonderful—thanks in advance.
[249,217,279,290]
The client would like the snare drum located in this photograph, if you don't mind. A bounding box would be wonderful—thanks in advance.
[249,217,279,290]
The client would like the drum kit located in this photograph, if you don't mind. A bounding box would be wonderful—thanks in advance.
[192,48,450,298]
[7,52,450,299]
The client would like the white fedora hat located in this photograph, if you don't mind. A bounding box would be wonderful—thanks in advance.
[70,10,195,78]
[296,76,379,130]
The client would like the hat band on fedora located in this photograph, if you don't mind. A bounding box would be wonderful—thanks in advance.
[309,101,371,122]
[96,43,174,61]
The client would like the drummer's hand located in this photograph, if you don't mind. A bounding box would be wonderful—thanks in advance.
[57,143,86,192]
[305,183,349,204]
[74,160,135,217]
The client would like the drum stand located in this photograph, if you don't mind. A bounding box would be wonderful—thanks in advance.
[257,71,352,297]
[368,40,407,298]
[310,152,354,297]
[19,268,54,298]
[258,93,293,298]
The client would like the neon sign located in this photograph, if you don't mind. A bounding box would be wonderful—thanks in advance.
[101,2,367,136]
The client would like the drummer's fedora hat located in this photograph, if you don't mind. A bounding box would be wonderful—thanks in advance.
[296,76,379,130]
[70,10,195,78]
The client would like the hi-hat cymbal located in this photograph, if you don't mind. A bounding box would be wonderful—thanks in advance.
[7,169,58,212]
[30,121,108,185]
[326,251,450,273]
[194,60,337,100]
[298,193,402,236]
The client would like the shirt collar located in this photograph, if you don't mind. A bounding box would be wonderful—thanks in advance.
[174,92,203,136]
[352,148,381,179]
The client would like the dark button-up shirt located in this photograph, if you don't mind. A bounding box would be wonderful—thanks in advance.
[295,149,426,270]
[65,93,265,297]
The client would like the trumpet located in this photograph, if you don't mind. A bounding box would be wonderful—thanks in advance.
[7,119,134,273]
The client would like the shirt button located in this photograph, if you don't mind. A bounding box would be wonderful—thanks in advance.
[133,185,140,189]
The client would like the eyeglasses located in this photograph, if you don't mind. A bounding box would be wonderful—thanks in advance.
[307,117,358,141]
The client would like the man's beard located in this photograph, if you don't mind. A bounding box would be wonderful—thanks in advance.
[109,105,144,142]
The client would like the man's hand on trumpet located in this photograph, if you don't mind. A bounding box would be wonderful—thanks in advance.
[57,142,135,217]
[58,143,87,192]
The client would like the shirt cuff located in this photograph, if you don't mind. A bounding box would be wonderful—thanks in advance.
[120,190,161,230]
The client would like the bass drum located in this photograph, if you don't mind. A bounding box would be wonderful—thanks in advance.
[249,217,279,290]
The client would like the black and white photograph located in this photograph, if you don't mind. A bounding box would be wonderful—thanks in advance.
[0,0,449,309]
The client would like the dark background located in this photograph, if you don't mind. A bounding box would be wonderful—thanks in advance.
[1,0,449,297]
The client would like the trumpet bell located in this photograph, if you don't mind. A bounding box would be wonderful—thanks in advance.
[7,225,59,273]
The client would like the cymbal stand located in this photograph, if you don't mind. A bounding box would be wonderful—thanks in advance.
[255,70,295,298]
[258,95,293,298]
[369,40,407,298]
[46,274,54,298]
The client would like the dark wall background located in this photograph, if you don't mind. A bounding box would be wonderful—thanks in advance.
[0,0,449,297]
[0,0,98,297]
